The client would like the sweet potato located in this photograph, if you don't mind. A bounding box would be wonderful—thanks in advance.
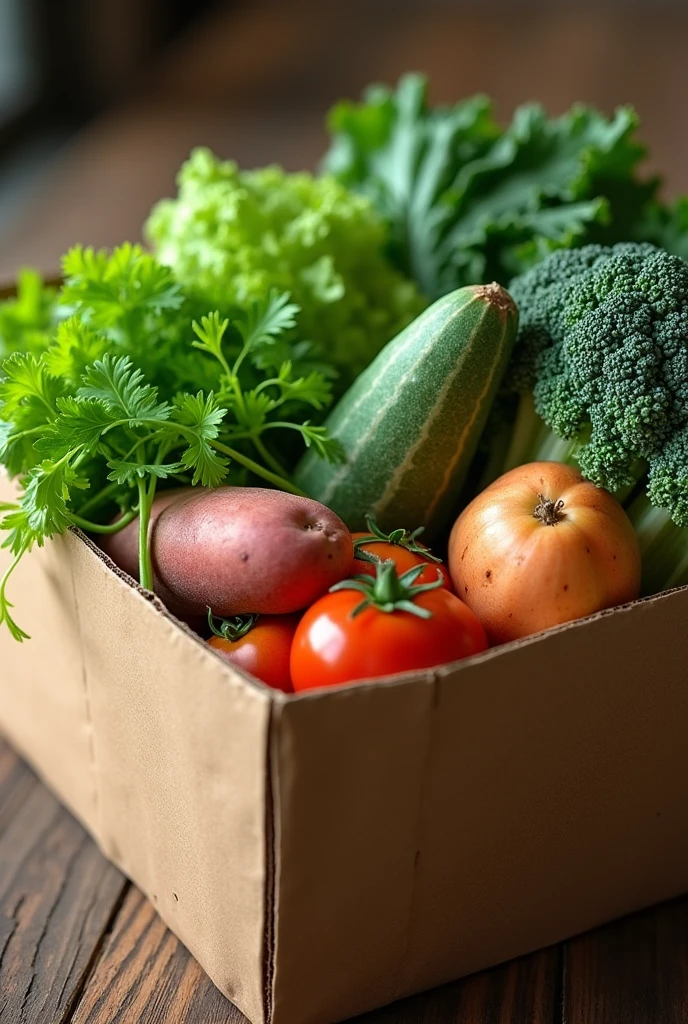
[102,487,353,617]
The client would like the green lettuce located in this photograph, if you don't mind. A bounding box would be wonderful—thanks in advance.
[145,148,424,384]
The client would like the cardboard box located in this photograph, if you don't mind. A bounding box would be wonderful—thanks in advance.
[2,468,688,1024]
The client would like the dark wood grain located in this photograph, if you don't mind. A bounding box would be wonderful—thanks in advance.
[0,744,128,1024]
[355,948,560,1023]
[70,877,560,1024]
[564,897,688,1024]
[70,887,245,1024]
[0,741,38,834]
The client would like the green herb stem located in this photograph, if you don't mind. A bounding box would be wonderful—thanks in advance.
[251,434,289,478]
[0,549,31,642]
[75,480,121,517]
[210,439,307,497]
[261,420,310,433]
[136,475,155,590]
[70,507,138,535]
[5,425,47,444]
[232,341,253,380]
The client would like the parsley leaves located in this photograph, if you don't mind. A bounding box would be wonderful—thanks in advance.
[0,245,342,639]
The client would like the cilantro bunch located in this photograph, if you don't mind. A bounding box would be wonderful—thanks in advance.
[0,244,342,639]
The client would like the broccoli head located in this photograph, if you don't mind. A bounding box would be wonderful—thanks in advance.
[508,242,688,517]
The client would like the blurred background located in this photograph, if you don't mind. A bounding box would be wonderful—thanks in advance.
[1,0,688,280]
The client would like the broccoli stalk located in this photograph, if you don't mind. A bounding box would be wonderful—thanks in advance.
[502,392,583,473]
[626,495,688,592]
[493,242,688,595]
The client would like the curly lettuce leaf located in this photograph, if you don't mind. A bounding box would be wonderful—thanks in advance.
[144,149,425,382]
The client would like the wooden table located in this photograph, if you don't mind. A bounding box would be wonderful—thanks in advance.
[4,0,688,279]
[2,3,688,1021]
[0,736,687,1023]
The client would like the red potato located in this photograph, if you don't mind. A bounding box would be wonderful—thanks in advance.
[112,487,354,618]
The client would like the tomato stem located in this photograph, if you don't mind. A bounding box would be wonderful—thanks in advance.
[533,494,566,526]
[207,608,258,641]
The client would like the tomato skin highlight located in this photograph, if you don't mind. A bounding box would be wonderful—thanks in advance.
[351,533,452,589]
[208,614,298,692]
[290,588,487,691]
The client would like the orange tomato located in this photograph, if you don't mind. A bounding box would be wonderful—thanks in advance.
[448,462,641,644]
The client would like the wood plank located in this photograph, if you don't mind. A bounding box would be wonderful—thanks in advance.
[354,948,560,1023]
[564,897,688,1024]
[0,761,128,1024]
[0,740,39,833]
[72,879,559,1024]
[70,886,246,1024]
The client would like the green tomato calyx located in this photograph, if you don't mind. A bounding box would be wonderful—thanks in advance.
[353,513,442,563]
[330,559,443,619]
[207,608,258,642]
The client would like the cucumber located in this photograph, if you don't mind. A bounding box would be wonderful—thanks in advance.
[294,283,518,538]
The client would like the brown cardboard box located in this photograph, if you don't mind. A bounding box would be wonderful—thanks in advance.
[2,469,688,1024]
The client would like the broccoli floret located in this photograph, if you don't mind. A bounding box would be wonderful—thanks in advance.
[500,242,688,593]
[646,424,688,527]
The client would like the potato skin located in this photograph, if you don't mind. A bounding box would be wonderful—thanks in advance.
[151,487,354,616]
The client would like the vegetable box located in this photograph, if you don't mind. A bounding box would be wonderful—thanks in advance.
[2,469,688,1024]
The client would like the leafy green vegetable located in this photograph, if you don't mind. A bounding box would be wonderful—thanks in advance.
[0,269,58,358]
[144,148,425,382]
[636,196,688,264]
[323,74,660,299]
[0,245,344,639]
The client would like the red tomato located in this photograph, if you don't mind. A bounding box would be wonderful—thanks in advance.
[351,533,453,590]
[290,587,487,691]
[208,614,298,693]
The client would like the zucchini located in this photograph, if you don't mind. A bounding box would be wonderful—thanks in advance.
[294,283,518,538]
